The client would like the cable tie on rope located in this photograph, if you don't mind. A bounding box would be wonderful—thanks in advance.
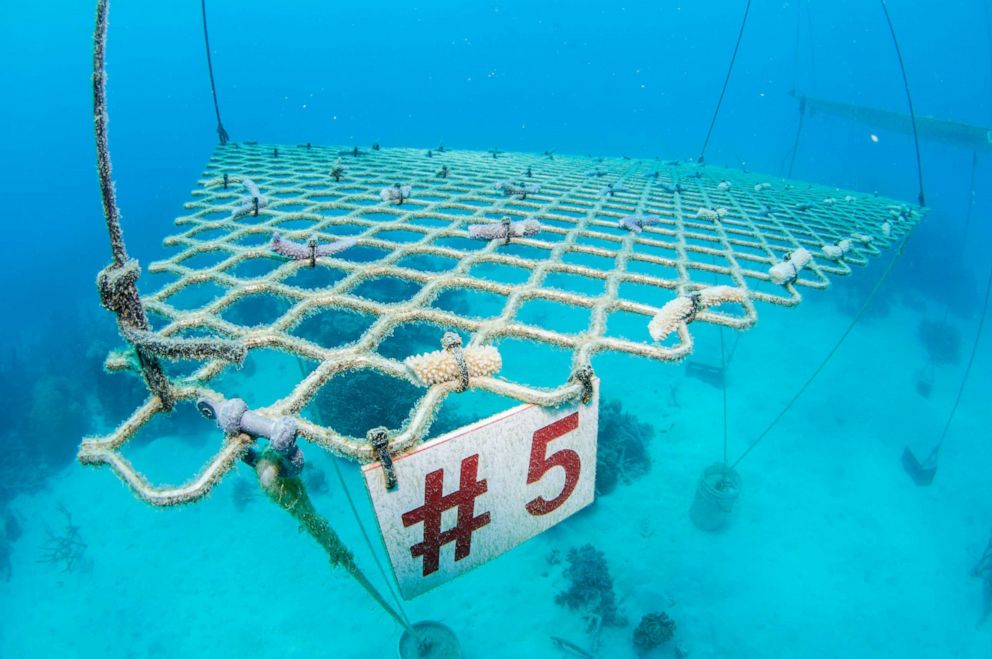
[271,233,357,266]
[404,334,502,387]
[544,150,555,159]
[435,165,449,178]
[648,286,748,342]
[368,427,397,490]
[441,332,470,392]
[569,365,595,405]
[769,248,812,286]
[197,397,303,480]
[380,184,412,205]
[467,216,541,243]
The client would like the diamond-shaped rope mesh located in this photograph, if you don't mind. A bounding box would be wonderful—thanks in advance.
[79,143,919,505]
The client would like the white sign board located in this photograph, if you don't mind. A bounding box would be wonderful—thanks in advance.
[363,381,599,599]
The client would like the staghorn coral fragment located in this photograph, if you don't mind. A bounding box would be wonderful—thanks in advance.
[769,247,812,285]
[754,182,771,192]
[405,344,502,387]
[618,214,661,233]
[231,178,269,219]
[648,286,747,342]
[494,180,541,199]
[468,217,541,241]
[271,232,357,263]
[882,221,892,237]
[380,184,412,204]
[717,180,731,191]
[600,182,627,196]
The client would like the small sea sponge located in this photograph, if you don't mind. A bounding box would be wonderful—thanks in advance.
[769,247,812,285]
[632,612,676,655]
[405,346,502,386]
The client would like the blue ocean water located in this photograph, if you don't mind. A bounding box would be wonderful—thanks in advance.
[1,0,991,657]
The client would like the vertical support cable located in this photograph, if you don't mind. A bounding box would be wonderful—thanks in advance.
[92,0,174,409]
[93,0,127,267]
[201,0,230,145]
[879,0,926,206]
[698,0,752,164]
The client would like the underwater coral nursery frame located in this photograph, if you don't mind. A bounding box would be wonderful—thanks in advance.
[78,143,918,505]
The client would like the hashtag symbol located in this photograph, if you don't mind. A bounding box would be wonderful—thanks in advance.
[401,454,491,576]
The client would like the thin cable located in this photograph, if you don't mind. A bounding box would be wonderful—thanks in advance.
[698,0,752,164]
[201,0,229,145]
[294,358,411,626]
[880,0,926,207]
[719,327,729,466]
[786,96,806,178]
[731,229,914,469]
[927,247,992,463]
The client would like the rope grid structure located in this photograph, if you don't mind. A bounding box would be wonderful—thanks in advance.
[79,142,922,505]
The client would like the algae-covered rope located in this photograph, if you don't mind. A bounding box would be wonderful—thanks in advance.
[200,0,229,145]
[880,0,926,207]
[697,0,752,164]
[93,0,127,268]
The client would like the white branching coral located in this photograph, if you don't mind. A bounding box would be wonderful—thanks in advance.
[468,218,541,241]
[380,184,412,204]
[821,238,852,260]
[648,285,748,341]
[405,345,502,386]
[231,178,269,219]
[769,247,812,285]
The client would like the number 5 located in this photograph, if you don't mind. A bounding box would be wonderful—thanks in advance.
[525,412,581,516]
